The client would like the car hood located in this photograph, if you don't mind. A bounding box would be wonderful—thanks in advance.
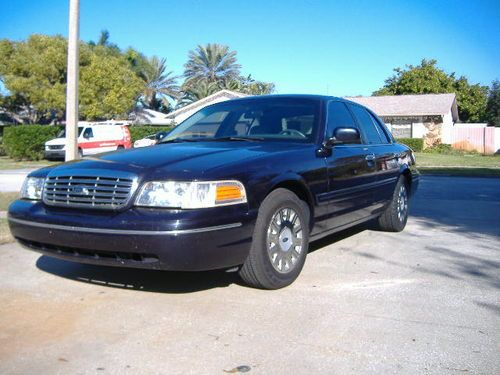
[43,141,311,179]
[45,137,66,145]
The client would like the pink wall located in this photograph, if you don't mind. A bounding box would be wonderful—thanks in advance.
[452,126,496,154]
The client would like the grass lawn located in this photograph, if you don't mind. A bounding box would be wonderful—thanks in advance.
[0,156,58,170]
[0,192,18,211]
[414,152,500,177]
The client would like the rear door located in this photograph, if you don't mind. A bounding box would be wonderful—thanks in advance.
[366,111,400,209]
[322,101,378,229]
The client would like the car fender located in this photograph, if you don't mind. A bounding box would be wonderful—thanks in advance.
[263,172,315,212]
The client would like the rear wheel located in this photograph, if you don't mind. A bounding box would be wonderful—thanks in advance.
[117,145,124,150]
[377,176,409,232]
[239,188,310,289]
[77,148,83,158]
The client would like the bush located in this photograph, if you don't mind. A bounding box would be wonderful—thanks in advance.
[396,138,423,152]
[3,125,61,160]
[423,143,480,155]
[129,125,174,143]
[0,137,6,157]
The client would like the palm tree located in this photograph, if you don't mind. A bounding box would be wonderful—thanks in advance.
[177,80,219,107]
[183,43,241,85]
[141,56,180,112]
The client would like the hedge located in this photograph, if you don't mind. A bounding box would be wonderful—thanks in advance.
[396,138,424,152]
[3,125,62,161]
[129,125,174,143]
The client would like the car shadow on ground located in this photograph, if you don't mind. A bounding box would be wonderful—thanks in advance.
[35,224,371,294]
[36,255,241,294]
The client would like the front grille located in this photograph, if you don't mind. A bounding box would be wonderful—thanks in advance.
[43,175,135,209]
[48,145,64,150]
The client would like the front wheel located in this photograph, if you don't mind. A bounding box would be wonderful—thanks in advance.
[377,176,409,232]
[239,188,310,289]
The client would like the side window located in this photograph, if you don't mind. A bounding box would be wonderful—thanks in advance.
[83,128,93,139]
[326,101,358,139]
[348,104,383,144]
[369,113,391,144]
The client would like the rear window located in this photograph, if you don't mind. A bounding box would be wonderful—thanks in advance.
[348,104,383,144]
[369,113,391,144]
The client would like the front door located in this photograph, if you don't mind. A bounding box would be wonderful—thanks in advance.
[319,101,379,230]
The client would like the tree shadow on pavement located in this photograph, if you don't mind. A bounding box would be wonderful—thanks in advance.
[36,255,241,294]
[409,176,500,238]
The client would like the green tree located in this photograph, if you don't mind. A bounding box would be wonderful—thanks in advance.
[486,80,500,126]
[0,34,146,123]
[140,56,179,112]
[374,59,488,122]
[79,51,144,120]
[88,29,120,54]
[178,80,220,107]
[183,43,241,85]
[0,34,68,123]
[237,75,275,95]
[219,75,274,95]
[452,77,488,123]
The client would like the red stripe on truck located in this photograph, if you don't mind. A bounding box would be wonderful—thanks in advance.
[79,140,122,149]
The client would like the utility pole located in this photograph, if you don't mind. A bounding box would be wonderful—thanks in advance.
[65,0,80,161]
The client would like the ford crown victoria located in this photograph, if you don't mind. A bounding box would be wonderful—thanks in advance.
[8,95,419,289]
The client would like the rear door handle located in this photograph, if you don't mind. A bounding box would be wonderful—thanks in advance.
[365,154,376,161]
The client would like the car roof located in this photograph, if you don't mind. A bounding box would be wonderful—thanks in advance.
[227,94,342,103]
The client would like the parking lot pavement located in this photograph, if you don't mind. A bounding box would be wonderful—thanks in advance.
[0,176,499,374]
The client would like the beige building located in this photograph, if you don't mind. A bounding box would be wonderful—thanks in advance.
[345,93,459,147]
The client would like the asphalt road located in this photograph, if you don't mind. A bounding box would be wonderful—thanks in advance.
[0,176,499,374]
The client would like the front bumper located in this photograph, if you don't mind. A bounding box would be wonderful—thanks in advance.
[8,200,257,271]
[44,150,65,160]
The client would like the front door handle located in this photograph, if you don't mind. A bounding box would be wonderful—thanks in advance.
[365,154,376,161]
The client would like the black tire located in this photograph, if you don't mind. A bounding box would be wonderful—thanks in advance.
[117,145,124,150]
[377,176,409,232]
[77,148,83,158]
[239,188,310,289]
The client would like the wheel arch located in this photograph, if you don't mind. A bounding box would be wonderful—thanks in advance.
[266,175,315,231]
[400,165,413,194]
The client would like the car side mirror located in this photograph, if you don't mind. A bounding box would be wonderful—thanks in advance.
[156,131,168,141]
[323,127,361,148]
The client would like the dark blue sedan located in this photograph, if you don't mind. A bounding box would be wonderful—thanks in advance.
[8,95,419,289]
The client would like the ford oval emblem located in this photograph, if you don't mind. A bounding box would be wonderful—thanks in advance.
[72,186,90,195]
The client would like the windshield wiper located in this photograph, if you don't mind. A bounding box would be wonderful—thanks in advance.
[211,136,265,142]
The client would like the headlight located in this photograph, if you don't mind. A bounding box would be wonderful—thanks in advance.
[20,177,45,200]
[135,180,247,209]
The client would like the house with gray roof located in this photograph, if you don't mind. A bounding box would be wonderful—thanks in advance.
[165,90,248,124]
[345,93,459,147]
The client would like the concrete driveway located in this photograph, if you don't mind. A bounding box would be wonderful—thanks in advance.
[0,176,499,374]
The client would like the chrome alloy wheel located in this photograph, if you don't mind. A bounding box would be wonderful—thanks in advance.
[266,207,303,274]
[397,184,408,222]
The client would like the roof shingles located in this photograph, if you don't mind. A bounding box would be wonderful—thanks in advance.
[344,93,458,120]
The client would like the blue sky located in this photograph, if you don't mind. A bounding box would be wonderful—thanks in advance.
[1,0,499,96]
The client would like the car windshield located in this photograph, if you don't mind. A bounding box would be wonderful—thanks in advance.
[160,98,320,143]
[58,127,84,138]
